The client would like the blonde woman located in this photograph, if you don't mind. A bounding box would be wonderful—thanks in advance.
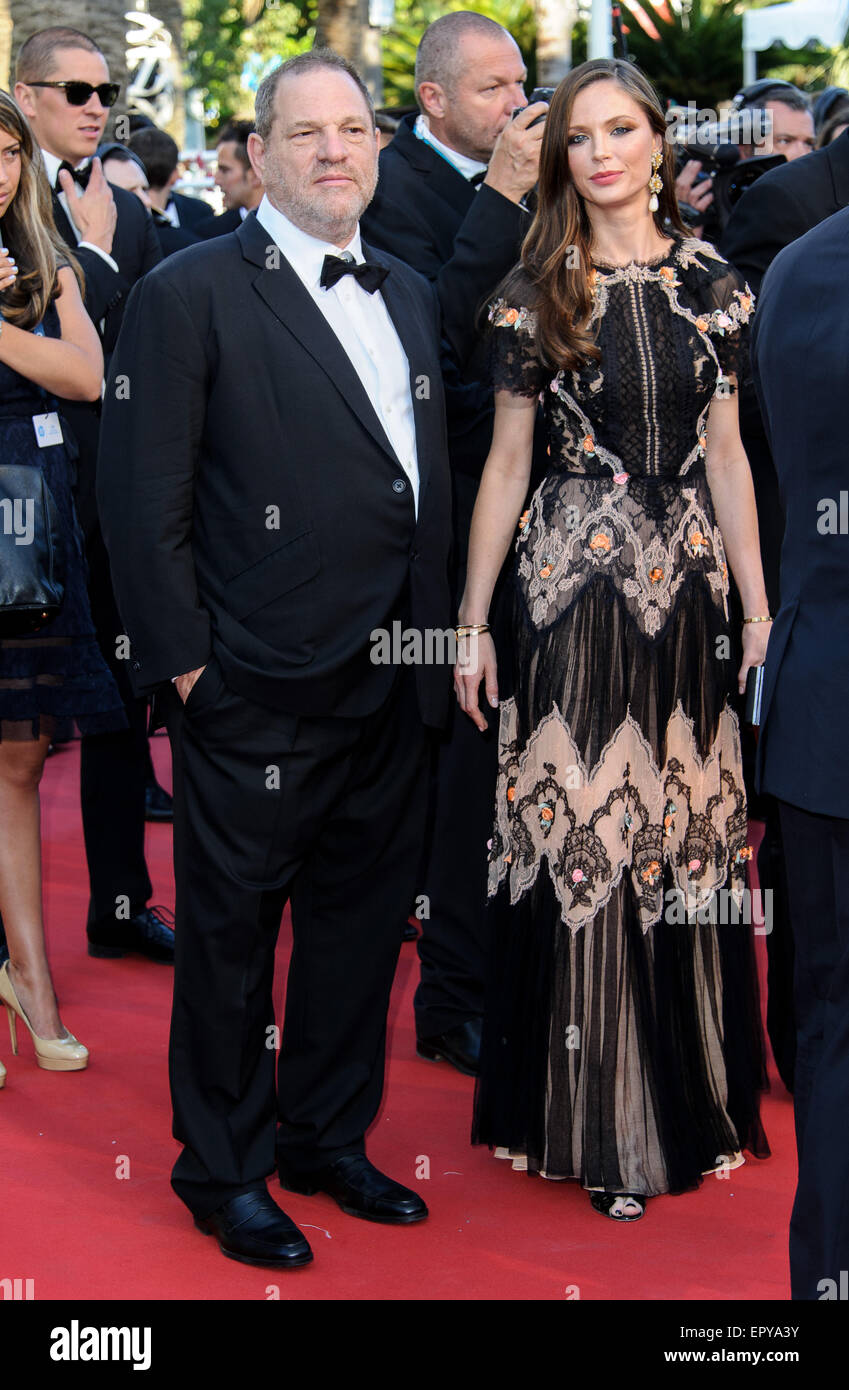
[0,90,123,1080]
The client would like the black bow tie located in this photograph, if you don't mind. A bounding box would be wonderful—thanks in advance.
[320,252,389,294]
[54,160,91,192]
[469,170,487,186]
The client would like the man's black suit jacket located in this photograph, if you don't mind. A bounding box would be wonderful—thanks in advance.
[169,190,210,231]
[719,131,849,615]
[362,114,528,373]
[52,182,161,538]
[194,206,243,240]
[96,212,453,729]
[721,128,849,295]
[751,204,849,819]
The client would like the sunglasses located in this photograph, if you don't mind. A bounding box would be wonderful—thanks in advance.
[27,80,121,108]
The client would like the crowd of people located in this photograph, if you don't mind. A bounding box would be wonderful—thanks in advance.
[0,16,846,1301]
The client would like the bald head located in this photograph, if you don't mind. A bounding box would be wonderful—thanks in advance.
[415,11,512,100]
[414,12,527,163]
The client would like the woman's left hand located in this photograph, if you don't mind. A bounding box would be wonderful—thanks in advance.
[738,620,772,695]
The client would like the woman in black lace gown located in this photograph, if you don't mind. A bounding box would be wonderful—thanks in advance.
[455,60,772,1220]
[0,93,123,1080]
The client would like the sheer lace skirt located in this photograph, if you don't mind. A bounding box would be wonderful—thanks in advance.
[473,571,769,1195]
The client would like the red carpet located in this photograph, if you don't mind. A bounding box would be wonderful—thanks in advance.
[2,739,794,1300]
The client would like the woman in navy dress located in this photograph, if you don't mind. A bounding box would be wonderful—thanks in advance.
[0,92,124,1083]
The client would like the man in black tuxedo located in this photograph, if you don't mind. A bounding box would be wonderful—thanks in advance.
[360,11,544,1076]
[99,144,200,259]
[128,126,211,237]
[750,204,849,1301]
[194,120,264,239]
[721,127,849,1092]
[13,28,174,965]
[97,50,452,1268]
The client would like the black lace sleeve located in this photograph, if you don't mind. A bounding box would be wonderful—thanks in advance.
[487,297,547,399]
[701,260,755,397]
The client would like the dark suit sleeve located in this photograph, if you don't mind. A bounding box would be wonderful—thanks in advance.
[140,204,163,274]
[364,182,527,369]
[96,267,211,693]
[73,244,133,327]
[74,189,162,327]
[719,174,811,295]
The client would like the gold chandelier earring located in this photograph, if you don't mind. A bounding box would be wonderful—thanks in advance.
[648,147,663,212]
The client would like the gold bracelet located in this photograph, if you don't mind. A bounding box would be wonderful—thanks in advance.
[742,615,772,624]
[455,623,490,638]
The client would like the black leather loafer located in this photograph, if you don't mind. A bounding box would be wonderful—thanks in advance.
[278,1153,428,1225]
[194,1190,313,1267]
[87,905,175,962]
[416,1018,482,1077]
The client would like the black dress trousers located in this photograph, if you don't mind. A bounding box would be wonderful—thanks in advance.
[778,800,849,1300]
[165,658,428,1219]
[80,528,152,926]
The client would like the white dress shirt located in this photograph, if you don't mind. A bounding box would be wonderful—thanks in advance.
[413,114,488,183]
[40,148,119,273]
[256,195,419,516]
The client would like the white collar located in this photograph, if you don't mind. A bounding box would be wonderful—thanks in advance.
[255,194,365,289]
[40,148,91,186]
[413,114,488,182]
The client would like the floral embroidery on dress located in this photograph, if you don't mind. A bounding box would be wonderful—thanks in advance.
[488,702,747,933]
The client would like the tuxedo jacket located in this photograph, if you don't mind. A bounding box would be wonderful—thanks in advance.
[721,128,849,295]
[194,206,243,240]
[52,182,162,538]
[153,216,200,258]
[169,190,210,231]
[751,205,849,819]
[720,133,849,617]
[96,212,453,728]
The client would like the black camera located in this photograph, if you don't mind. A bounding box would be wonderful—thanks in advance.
[512,87,556,128]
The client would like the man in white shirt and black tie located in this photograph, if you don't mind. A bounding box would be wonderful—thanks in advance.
[97,50,453,1270]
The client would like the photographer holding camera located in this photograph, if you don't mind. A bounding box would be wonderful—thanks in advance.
[671,80,814,246]
[360,10,547,1078]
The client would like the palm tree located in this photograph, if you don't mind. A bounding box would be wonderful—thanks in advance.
[316,0,383,100]
[618,0,744,109]
[535,0,577,86]
[0,0,11,92]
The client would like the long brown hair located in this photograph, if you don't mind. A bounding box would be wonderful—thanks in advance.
[0,89,83,330]
[506,59,687,372]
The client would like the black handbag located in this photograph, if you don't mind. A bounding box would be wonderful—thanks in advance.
[0,461,65,636]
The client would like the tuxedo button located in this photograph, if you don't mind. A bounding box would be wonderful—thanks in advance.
[410,550,420,562]
[392,478,407,494]
[131,660,141,671]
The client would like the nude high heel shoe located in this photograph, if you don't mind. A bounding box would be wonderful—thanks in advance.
[0,1057,5,1088]
[0,961,88,1071]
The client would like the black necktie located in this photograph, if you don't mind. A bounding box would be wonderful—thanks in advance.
[55,160,91,192]
[320,252,389,294]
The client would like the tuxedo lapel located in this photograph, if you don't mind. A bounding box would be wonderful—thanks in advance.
[238,215,402,468]
[826,127,849,209]
[51,193,77,253]
[392,115,476,221]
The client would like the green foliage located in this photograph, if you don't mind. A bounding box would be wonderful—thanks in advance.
[618,0,847,108]
[617,0,745,109]
[381,0,538,109]
[184,0,316,129]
